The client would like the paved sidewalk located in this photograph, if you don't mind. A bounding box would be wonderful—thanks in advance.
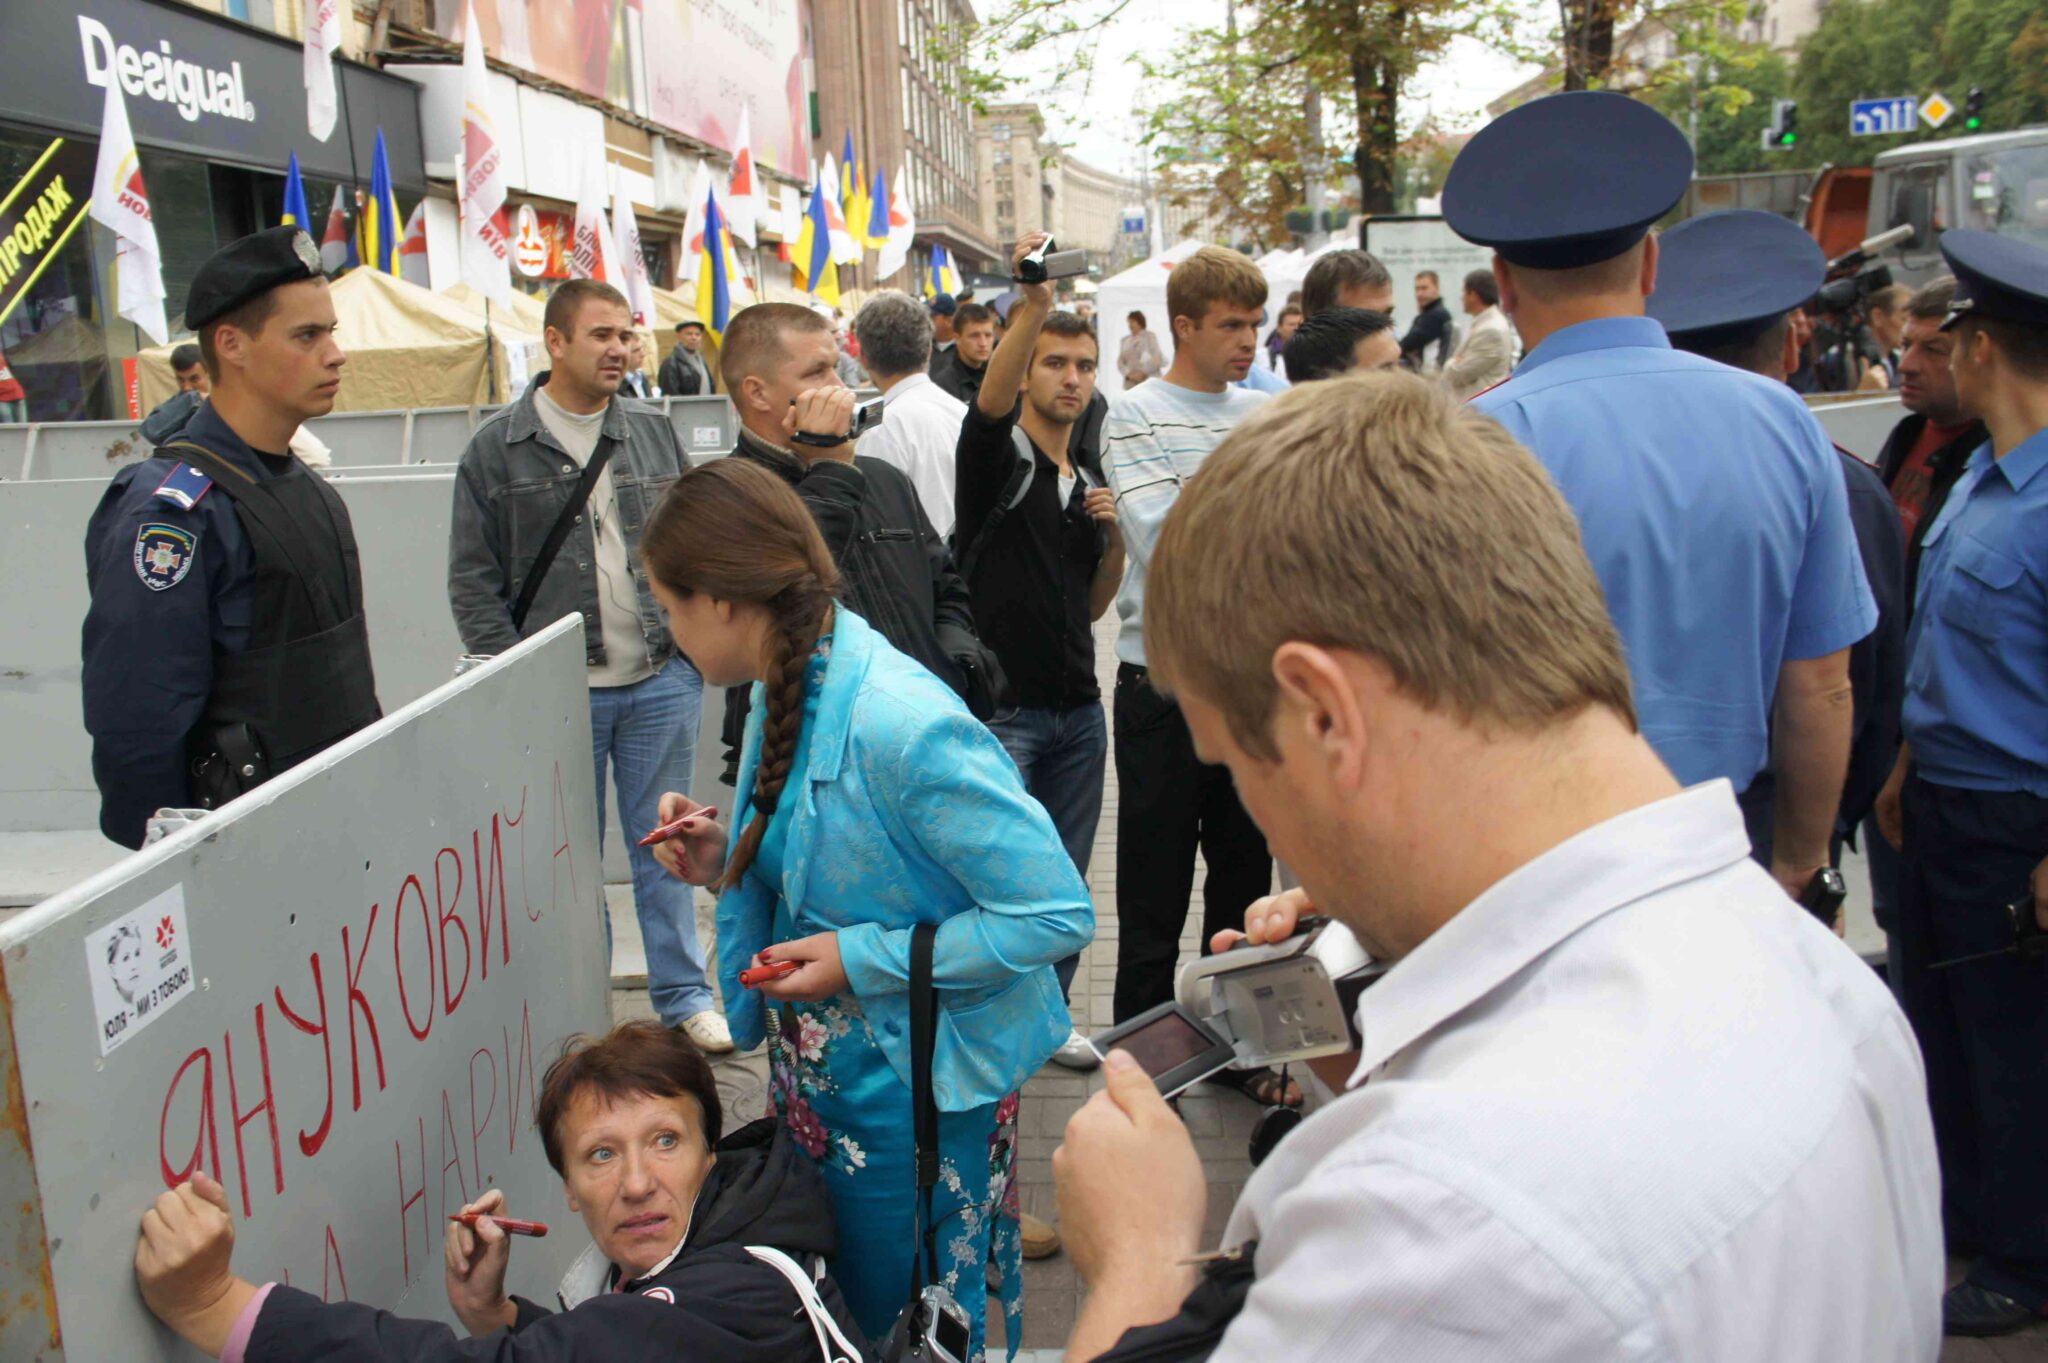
[610,618,2048,1360]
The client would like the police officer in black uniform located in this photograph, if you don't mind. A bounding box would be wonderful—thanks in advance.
[81,226,381,848]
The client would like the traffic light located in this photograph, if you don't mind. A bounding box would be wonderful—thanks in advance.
[1965,86,1984,131]
[1767,98,1799,150]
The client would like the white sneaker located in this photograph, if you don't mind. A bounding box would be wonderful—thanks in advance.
[677,1010,734,1054]
[1050,1028,1100,1070]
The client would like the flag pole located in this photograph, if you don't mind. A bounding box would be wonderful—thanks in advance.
[335,59,363,247]
[484,298,499,403]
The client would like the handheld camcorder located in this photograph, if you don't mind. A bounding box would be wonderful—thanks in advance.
[1089,916,1389,1098]
[1015,236,1089,285]
[788,396,885,449]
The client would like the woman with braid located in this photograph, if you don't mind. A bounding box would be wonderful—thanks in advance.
[638,459,1092,1357]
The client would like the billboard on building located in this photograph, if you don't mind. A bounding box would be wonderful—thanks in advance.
[429,0,809,177]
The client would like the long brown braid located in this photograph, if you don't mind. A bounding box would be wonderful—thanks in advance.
[639,459,839,891]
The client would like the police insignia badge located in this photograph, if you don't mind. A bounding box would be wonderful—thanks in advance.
[292,230,322,275]
[133,524,196,591]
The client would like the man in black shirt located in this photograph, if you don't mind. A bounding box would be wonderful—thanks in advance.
[1398,269,1454,371]
[956,233,1125,1067]
[933,302,996,404]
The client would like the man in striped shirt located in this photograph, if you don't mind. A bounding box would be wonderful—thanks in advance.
[1103,246,1294,1109]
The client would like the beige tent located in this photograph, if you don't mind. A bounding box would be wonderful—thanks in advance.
[441,280,549,336]
[136,269,520,413]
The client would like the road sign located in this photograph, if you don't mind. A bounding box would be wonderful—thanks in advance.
[1851,97,1919,136]
[1920,91,1954,129]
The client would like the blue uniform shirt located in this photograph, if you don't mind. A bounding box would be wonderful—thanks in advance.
[1473,316,1876,789]
[1902,428,2048,795]
[80,402,284,845]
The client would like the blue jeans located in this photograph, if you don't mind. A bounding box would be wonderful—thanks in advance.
[988,702,1106,1001]
[591,656,709,1023]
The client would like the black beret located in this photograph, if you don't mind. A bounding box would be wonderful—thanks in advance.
[1444,91,1693,271]
[184,226,325,332]
[1648,210,1825,349]
[1939,229,2048,332]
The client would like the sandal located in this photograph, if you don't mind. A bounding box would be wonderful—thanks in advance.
[1209,1065,1303,1109]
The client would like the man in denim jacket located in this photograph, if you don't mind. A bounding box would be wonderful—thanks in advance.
[446,279,728,1054]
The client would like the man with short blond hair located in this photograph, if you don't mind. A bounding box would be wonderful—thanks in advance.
[1102,244,1283,1102]
[1052,372,1943,1363]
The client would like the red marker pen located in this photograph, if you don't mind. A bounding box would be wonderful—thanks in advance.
[638,807,719,847]
[449,1213,549,1237]
[739,960,801,989]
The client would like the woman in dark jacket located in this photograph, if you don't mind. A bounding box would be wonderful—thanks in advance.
[134,1021,865,1362]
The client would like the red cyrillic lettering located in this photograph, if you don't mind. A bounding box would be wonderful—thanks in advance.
[343,902,387,1111]
[395,1115,427,1284]
[224,1004,283,1219]
[503,1001,536,1155]
[273,952,334,1158]
[548,762,576,923]
[468,1046,498,1184]
[474,818,510,978]
[440,1087,470,1208]
[159,1046,220,1189]
[323,1223,349,1302]
[393,874,435,1041]
[436,847,471,1014]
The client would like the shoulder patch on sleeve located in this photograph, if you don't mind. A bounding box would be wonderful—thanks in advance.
[133,523,198,591]
[151,463,213,511]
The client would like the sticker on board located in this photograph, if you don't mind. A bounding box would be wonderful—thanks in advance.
[85,884,196,1056]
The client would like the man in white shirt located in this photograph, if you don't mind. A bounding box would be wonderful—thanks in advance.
[1443,267,1516,400]
[851,291,967,538]
[1054,373,1943,1362]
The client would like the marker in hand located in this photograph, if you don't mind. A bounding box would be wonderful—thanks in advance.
[449,1212,548,1237]
[739,960,801,989]
[639,807,719,847]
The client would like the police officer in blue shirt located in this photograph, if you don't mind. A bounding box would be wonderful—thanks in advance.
[81,227,380,849]
[1873,230,2048,1338]
[1646,210,1907,913]
[1443,92,1876,903]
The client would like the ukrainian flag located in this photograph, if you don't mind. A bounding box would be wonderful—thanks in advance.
[865,163,890,250]
[842,132,870,259]
[696,188,734,343]
[281,151,311,230]
[925,243,960,299]
[357,128,403,275]
[794,177,839,306]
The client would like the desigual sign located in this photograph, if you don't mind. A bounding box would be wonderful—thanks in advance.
[78,14,256,125]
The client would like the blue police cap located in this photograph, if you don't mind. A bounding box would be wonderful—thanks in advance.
[928,292,958,317]
[1938,229,2048,332]
[1444,91,1693,270]
[185,226,325,331]
[1646,209,1825,349]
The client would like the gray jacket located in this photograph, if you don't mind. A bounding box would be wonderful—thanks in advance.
[447,377,684,665]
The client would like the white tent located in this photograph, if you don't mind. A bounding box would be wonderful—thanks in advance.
[1094,239,1206,395]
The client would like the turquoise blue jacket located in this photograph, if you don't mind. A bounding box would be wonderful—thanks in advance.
[717,608,1094,1111]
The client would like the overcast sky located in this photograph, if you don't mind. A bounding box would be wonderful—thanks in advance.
[986,0,1542,183]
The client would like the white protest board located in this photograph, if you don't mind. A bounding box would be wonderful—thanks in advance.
[0,615,608,1360]
[1360,216,1497,342]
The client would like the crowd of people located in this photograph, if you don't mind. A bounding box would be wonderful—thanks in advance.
[80,84,2048,1363]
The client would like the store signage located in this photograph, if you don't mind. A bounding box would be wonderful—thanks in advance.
[77,15,255,126]
[0,137,98,330]
[512,204,547,277]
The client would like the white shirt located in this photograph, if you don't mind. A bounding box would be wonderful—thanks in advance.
[855,371,968,538]
[532,386,655,689]
[1211,782,1942,1363]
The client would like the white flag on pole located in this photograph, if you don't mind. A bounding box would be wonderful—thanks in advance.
[725,107,762,248]
[90,77,168,345]
[820,151,859,264]
[303,0,342,142]
[679,160,713,284]
[457,1,512,304]
[878,165,916,280]
[612,186,656,326]
[572,158,623,284]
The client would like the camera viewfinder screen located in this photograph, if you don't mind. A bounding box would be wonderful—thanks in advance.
[1120,1011,1218,1077]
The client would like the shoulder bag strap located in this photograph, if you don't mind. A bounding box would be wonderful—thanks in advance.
[952,428,1036,584]
[743,1246,863,1363]
[910,921,940,1293]
[509,441,614,633]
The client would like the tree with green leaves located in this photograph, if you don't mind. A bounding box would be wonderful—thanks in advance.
[1641,45,1794,175]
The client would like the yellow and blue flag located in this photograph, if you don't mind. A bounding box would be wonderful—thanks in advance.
[281,151,311,229]
[865,163,890,249]
[841,131,870,259]
[925,243,960,299]
[794,176,840,306]
[695,187,734,342]
[357,127,403,275]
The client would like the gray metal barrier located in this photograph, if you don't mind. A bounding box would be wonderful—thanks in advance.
[406,405,479,464]
[22,420,148,480]
[668,394,736,459]
[0,424,31,478]
[300,408,411,466]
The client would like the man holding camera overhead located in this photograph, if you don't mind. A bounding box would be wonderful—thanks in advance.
[1447,92,1874,898]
